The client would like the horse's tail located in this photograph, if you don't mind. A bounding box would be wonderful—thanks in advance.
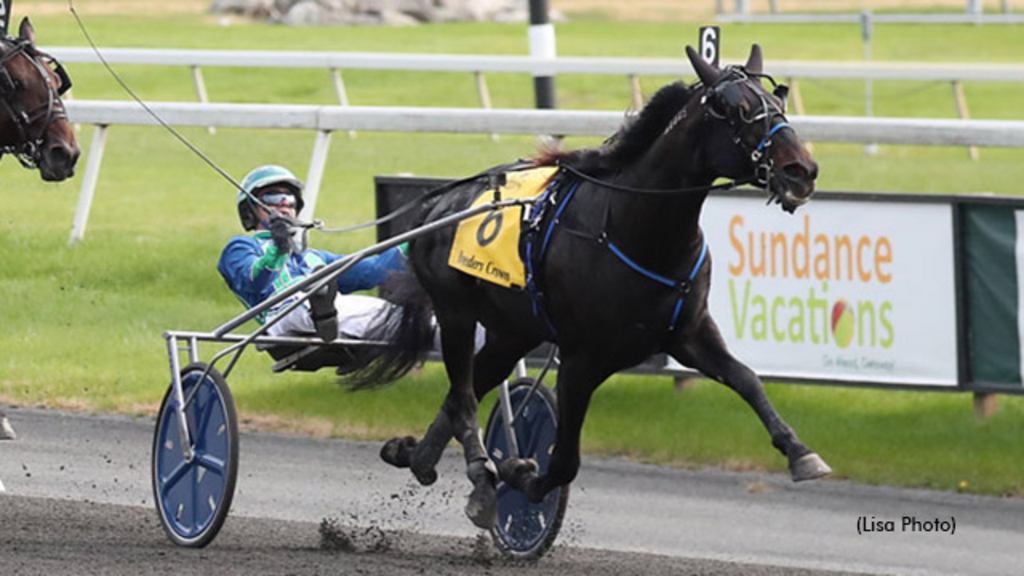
[340,269,435,391]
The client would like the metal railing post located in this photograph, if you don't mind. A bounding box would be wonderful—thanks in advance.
[330,68,356,139]
[628,74,643,110]
[474,71,498,142]
[788,77,812,153]
[952,80,979,160]
[190,65,215,135]
[300,129,333,222]
[861,11,878,155]
[68,124,109,246]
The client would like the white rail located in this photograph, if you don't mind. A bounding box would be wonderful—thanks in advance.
[48,46,1022,160]
[45,46,1024,83]
[716,13,1024,25]
[64,100,1024,145]
[63,100,1024,245]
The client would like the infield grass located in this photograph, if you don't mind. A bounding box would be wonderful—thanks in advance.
[2,3,1024,496]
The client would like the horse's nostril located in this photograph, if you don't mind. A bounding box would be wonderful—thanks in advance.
[47,145,74,166]
[783,163,807,180]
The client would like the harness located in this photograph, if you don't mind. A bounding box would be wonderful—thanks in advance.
[0,36,72,168]
[522,173,709,337]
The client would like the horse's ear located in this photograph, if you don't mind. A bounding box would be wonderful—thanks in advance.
[745,44,763,75]
[686,45,720,86]
[19,18,36,44]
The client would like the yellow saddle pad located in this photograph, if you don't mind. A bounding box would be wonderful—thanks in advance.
[448,166,558,288]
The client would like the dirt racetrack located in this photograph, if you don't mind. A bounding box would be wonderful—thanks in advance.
[1,496,862,576]
[5,408,1024,575]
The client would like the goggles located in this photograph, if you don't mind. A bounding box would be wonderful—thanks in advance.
[259,191,297,208]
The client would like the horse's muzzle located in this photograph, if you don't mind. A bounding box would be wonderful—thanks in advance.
[775,158,818,212]
[39,141,80,182]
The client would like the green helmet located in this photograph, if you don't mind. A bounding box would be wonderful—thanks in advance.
[236,165,305,230]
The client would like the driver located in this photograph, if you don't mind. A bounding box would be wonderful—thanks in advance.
[218,165,407,342]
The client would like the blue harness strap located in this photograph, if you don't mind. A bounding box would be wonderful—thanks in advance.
[524,176,580,336]
[606,235,708,331]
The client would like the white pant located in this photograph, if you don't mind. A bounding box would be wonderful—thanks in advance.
[266,293,485,351]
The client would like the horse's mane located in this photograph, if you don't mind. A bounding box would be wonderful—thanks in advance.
[535,81,696,174]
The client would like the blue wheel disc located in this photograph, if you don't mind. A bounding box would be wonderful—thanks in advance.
[152,364,238,547]
[485,380,567,559]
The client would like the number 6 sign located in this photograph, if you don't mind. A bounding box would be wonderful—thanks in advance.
[699,26,720,68]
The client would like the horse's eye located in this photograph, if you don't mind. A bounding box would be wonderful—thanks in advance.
[709,94,728,115]
[720,86,744,109]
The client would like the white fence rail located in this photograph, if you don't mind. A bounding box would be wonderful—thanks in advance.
[46,47,1024,82]
[65,100,1024,144]
[48,46,1024,136]
[716,13,1024,24]
[63,100,1024,244]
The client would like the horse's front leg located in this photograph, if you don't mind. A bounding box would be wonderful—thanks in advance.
[499,354,608,503]
[669,315,831,481]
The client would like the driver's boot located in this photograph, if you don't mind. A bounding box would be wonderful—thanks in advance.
[308,280,339,342]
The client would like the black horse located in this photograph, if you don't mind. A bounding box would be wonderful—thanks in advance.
[356,44,830,528]
[0,17,79,182]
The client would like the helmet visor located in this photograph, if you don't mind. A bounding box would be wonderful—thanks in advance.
[259,191,298,208]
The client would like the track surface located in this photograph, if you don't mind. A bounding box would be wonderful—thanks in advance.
[2,407,1022,575]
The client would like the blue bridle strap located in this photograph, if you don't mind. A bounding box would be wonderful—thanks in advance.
[606,235,708,331]
[756,121,790,153]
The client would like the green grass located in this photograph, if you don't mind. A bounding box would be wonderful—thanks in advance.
[3,4,1024,496]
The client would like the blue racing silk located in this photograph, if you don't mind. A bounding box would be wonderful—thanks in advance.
[217,231,406,323]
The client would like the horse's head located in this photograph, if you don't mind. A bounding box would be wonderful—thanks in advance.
[685,44,817,213]
[0,18,80,182]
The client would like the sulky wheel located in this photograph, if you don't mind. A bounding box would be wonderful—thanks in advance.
[484,377,568,560]
[152,362,239,548]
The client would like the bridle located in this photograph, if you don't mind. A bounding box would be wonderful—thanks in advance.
[558,67,793,199]
[700,66,792,201]
[0,35,72,168]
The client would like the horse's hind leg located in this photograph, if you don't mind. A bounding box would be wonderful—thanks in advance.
[433,317,506,528]
[670,316,831,481]
[499,353,611,503]
[380,332,537,486]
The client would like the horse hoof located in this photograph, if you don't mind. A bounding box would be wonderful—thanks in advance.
[497,457,538,489]
[380,436,416,468]
[412,466,438,486]
[790,452,832,482]
[465,461,498,529]
[0,416,15,440]
[465,495,497,529]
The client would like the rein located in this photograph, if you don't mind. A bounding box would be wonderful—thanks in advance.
[307,166,527,235]
[558,163,755,196]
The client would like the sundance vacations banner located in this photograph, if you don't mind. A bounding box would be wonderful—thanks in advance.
[697,194,959,387]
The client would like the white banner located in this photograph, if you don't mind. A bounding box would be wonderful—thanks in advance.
[692,195,958,386]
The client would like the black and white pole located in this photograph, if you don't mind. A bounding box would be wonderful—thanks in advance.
[0,0,11,36]
[528,0,557,111]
